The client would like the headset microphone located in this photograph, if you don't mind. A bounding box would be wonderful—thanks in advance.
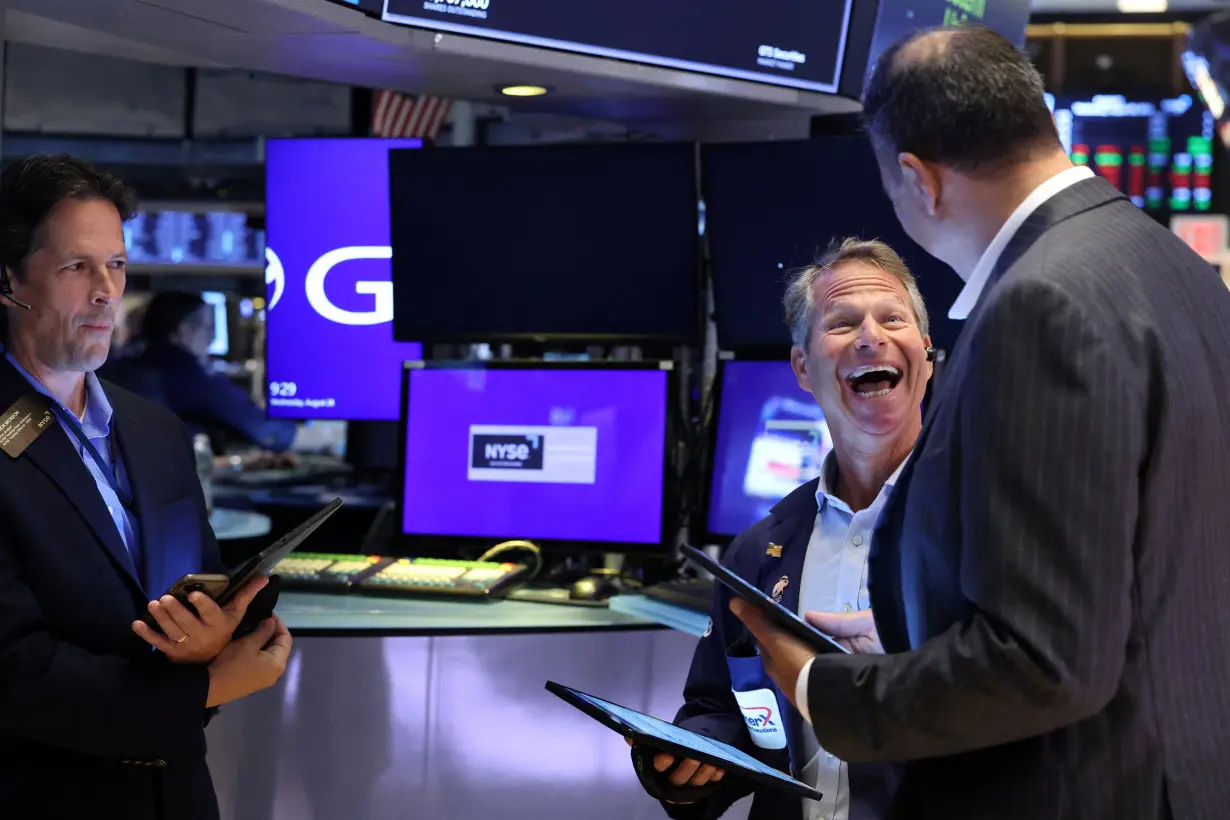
[0,270,31,312]
[925,346,936,362]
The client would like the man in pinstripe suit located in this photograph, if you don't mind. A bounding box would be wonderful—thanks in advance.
[731,25,1230,818]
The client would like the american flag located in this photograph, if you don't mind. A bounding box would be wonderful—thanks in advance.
[371,90,452,140]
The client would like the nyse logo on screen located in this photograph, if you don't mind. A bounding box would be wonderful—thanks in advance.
[467,424,598,485]
[265,245,393,326]
[472,434,544,471]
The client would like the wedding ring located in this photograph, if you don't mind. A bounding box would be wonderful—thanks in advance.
[176,635,189,644]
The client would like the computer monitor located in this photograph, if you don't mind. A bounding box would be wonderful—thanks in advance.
[388,142,701,345]
[398,360,674,552]
[705,359,831,543]
[201,291,229,357]
[701,137,963,355]
[1045,93,1215,213]
[264,137,424,421]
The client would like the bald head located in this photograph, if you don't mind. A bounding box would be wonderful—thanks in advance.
[862,26,1061,176]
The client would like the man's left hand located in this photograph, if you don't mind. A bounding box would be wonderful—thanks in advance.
[729,598,816,709]
[132,576,269,664]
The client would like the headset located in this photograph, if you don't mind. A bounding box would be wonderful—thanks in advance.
[925,346,936,362]
[0,267,31,311]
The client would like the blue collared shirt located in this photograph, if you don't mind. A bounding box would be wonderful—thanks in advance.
[5,352,141,574]
[797,449,909,820]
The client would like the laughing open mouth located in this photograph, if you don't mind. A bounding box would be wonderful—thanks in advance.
[846,365,903,399]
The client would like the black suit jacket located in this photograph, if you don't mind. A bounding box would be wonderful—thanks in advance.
[0,358,224,820]
[804,177,1230,818]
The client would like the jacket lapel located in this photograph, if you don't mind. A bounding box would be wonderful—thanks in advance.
[0,359,145,598]
[758,478,819,777]
[109,399,158,595]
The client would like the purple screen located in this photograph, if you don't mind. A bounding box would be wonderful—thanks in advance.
[402,367,669,545]
[707,361,831,537]
[265,138,423,420]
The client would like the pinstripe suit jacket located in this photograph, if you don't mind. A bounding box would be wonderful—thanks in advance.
[803,177,1230,819]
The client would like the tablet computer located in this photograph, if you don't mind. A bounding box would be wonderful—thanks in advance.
[544,681,821,802]
[680,544,850,655]
[216,497,344,605]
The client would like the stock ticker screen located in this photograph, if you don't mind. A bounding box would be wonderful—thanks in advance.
[1047,93,1215,213]
[400,365,669,547]
[382,0,854,93]
[866,0,1032,81]
[264,138,424,421]
[125,209,264,268]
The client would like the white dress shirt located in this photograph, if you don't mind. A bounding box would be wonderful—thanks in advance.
[947,165,1095,320]
[795,451,908,820]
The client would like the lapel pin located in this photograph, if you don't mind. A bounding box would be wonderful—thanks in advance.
[771,575,789,602]
[765,543,783,558]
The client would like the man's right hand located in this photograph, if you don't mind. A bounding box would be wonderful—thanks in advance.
[205,616,293,708]
[625,737,724,802]
[805,608,884,654]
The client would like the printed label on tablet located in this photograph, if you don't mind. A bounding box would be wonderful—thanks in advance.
[733,688,787,750]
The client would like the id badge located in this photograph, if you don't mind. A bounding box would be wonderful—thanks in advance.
[727,653,788,751]
[733,687,788,750]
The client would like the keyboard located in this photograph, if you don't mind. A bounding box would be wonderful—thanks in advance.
[273,552,394,591]
[641,577,715,614]
[356,557,530,598]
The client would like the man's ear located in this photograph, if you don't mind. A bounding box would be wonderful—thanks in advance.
[898,152,941,217]
[790,345,812,395]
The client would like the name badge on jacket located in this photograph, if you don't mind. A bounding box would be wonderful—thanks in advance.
[733,688,788,750]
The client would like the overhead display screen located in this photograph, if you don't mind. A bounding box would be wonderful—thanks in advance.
[125,208,264,269]
[382,0,854,94]
[865,0,1032,88]
[1047,93,1215,213]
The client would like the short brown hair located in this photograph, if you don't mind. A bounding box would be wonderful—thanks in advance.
[783,237,929,348]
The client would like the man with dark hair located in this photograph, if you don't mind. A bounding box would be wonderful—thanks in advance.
[103,290,296,453]
[0,154,292,819]
[731,26,1230,818]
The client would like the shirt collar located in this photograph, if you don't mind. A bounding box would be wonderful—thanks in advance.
[948,165,1095,321]
[3,350,114,438]
[814,447,911,515]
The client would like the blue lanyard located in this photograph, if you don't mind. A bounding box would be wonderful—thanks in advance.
[46,401,133,509]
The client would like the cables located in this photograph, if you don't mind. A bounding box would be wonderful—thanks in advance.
[478,539,543,582]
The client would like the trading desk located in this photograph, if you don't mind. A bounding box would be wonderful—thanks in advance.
[204,592,722,820]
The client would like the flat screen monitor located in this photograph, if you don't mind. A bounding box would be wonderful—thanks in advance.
[1046,93,1215,213]
[399,361,673,551]
[388,142,700,345]
[382,0,854,94]
[865,4,1032,89]
[124,207,264,269]
[701,137,963,354]
[705,359,830,542]
[265,137,424,421]
[201,291,230,357]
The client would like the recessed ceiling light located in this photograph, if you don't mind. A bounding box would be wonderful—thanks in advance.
[500,85,549,97]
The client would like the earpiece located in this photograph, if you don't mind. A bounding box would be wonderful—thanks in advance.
[0,269,31,312]
[925,346,936,362]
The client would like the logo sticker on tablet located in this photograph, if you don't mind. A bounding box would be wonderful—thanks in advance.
[733,688,787,750]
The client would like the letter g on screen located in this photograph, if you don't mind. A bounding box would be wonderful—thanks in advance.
[265,245,394,326]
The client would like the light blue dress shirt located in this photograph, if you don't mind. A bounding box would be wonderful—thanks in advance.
[5,352,142,576]
[797,449,908,820]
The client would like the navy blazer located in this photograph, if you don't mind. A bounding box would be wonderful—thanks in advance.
[0,357,225,820]
[664,479,896,820]
[806,178,1230,817]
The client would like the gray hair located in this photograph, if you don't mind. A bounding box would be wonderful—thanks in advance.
[783,237,929,349]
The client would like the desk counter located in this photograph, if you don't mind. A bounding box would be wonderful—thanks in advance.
[277,590,660,637]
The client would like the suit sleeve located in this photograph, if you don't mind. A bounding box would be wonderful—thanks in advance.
[805,278,1145,762]
[0,535,211,761]
[655,537,762,819]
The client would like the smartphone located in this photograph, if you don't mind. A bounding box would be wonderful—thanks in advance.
[143,573,229,632]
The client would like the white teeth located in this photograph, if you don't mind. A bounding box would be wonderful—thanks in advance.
[848,365,901,379]
[854,388,892,399]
